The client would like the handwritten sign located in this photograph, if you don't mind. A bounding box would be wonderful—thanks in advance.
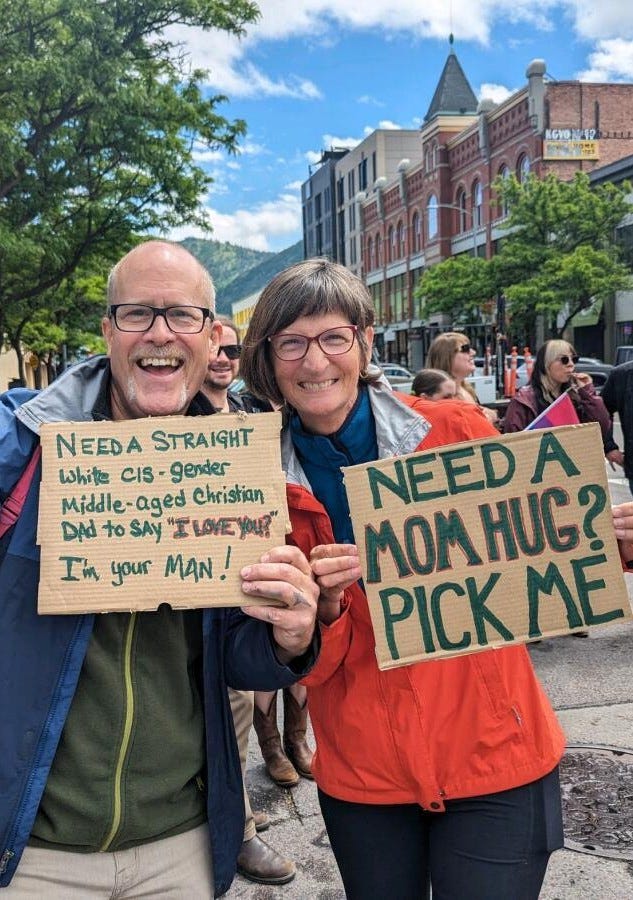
[37,413,289,613]
[343,424,632,669]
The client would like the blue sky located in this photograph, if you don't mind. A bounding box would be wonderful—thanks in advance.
[167,1,633,252]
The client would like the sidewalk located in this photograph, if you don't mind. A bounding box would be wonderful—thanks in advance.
[227,461,633,899]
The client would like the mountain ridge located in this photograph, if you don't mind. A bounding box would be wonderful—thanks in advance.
[180,237,303,315]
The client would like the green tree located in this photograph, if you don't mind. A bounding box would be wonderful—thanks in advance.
[416,172,633,341]
[0,0,259,376]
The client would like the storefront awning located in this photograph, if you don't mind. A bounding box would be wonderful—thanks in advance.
[570,296,604,327]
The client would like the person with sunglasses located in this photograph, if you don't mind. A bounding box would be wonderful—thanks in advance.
[200,315,297,886]
[239,258,566,900]
[503,339,615,456]
[425,332,499,427]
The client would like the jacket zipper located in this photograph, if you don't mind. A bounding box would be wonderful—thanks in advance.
[100,613,137,852]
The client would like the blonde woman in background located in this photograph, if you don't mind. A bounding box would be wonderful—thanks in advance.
[426,331,498,426]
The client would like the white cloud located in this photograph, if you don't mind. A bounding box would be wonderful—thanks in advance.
[565,1,633,41]
[358,94,385,106]
[478,82,514,104]
[576,38,633,81]
[285,180,304,190]
[166,3,633,104]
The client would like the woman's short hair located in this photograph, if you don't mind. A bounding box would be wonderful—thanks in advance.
[411,368,454,398]
[425,332,470,377]
[240,258,376,406]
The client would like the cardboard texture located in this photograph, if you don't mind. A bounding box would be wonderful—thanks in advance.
[343,423,632,670]
[37,412,290,614]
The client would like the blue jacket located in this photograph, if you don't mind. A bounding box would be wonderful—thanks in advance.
[0,357,315,895]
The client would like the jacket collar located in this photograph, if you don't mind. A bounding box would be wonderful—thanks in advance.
[15,354,215,433]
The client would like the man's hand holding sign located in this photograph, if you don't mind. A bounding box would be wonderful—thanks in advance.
[342,422,632,669]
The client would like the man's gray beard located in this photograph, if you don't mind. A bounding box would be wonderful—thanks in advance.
[126,375,189,413]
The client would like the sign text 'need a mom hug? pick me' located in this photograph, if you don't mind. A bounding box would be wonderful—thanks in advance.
[343,423,632,670]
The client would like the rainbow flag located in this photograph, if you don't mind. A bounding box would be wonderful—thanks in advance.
[525,390,580,430]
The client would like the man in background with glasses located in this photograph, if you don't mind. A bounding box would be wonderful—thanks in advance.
[200,314,297,886]
[0,240,318,897]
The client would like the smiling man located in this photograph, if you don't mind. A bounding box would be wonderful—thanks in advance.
[0,241,318,898]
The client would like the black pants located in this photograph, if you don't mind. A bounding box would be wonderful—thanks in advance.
[318,768,563,900]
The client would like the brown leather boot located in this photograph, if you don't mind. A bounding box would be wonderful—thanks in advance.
[282,688,314,780]
[253,693,300,787]
[237,835,296,885]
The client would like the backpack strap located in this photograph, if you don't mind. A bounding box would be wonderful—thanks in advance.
[0,445,42,538]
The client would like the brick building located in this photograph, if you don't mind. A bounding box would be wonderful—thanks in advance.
[360,48,633,369]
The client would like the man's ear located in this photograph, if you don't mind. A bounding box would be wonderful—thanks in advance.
[102,316,113,354]
[208,318,222,358]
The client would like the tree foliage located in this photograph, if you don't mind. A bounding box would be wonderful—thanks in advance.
[0,0,260,371]
[416,172,633,341]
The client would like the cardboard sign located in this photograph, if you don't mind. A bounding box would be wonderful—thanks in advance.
[37,412,289,614]
[343,423,632,669]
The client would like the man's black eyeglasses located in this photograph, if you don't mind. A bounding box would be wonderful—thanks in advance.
[557,354,579,366]
[108,304,212,334]
[217,344,242,360]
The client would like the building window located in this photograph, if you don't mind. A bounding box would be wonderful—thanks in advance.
[306,200,313,225]
[427,195,438,239]
[397,220,405,258]
[517,155,530,182]
[498,166,510,217]
[366,236,374,270]
[337,177,344,206]
[349,238,357,265]
[348,170,355,199]
[376,233,382,267]
[388,225,395,262]
[457,190,468,233]
[349,202,356,232]
[324,186,330,209]
[472,182,483,227]
[359,157,368,191]
[411,211,421,252]
[315,193,322,220]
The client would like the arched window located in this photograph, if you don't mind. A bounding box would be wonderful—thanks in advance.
[456,189,468,233]
[396,220,405,258]
[472,181,483,227]
[426,195,438,240]
[517,154,530,182]
[411,211,421,252]
[388,225,395,262]
[499,165,511,217]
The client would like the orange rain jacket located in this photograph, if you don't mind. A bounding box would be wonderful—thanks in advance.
[284,383,566,810]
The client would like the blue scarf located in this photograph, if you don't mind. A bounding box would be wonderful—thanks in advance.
[290,386,378,544]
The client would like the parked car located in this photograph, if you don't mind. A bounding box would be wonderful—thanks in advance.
[379,363,414,394]
[615,345,633,366]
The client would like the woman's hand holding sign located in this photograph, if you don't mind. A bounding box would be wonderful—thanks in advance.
[310,543,362,625]
[240,545,318,662]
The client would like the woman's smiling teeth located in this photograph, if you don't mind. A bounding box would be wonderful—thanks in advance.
[300,379,337,392]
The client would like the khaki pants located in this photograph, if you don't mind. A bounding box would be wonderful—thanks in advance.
[228,688,256,842]
[5,824,213,898]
